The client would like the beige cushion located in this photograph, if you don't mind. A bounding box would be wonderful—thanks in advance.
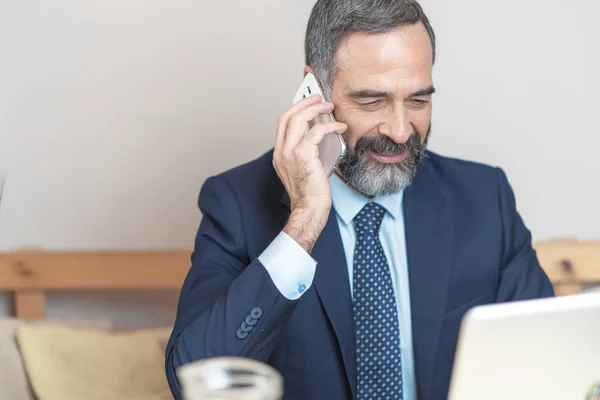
[16,324,173,400]
[0,317,112,400]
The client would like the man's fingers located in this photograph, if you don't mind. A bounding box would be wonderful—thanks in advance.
[275,94,324,156]
[284,94,324,122]
[276,94,323,141]
[303,122,348,146]
[283,102,335,150]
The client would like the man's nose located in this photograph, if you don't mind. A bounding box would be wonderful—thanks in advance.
[378,109,412,144]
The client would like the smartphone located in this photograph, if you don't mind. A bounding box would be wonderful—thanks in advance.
[292,73,346,177]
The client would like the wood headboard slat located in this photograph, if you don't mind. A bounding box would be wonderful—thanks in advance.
[0,240,598,320]
[0,251,191,291]
[533,240,600,283]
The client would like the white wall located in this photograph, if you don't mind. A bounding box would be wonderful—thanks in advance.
[1,0,598,326]
[419,0,600,240]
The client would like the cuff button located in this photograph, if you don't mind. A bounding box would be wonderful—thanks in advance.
[250,307,263,319]
[298,283,307,294]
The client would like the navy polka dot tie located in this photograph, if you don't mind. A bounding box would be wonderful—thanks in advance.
[353,202,403,400]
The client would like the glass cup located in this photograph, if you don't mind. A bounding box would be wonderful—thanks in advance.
[177,357,283,400]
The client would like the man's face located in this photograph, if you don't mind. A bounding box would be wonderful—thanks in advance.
[329,22,434,197]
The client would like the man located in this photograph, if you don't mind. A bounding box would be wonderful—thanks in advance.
[165,1,554,399]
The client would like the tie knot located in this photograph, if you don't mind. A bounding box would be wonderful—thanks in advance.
[354,202,386,237]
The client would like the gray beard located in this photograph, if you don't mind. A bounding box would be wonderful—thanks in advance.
[338,127,430,197]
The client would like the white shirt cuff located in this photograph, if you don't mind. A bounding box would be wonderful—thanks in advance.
[258,232,317,300]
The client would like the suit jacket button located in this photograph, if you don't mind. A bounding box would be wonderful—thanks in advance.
[236,328,248,339]
[245,315,257,326]
[241,322,253,333]
[251,307,263,319]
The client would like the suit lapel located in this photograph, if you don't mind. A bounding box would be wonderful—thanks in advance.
[403,157,454,400]
[280,192,356,398]
[311,210,356,397]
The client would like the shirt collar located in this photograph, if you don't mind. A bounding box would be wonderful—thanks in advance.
[329,172,404,225]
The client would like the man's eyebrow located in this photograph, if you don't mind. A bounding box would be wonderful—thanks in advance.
[410,86,436,97]
[346,89,394,99]
[346,86,436,99]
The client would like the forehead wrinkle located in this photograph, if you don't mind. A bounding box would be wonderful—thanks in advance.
[334,31,432,96]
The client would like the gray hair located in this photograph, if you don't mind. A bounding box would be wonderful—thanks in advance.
[305,0,436,98]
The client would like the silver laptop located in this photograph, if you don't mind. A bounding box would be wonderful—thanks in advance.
[447,293,600,400]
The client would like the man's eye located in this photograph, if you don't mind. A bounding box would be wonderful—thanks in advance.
[360,100,382,107]
[408,99,428,106]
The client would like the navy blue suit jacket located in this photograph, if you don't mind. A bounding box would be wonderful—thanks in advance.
[165,150,554,400]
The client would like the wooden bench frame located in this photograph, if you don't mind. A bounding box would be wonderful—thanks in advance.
[0,251,191,320]
[533,239,600,296]
[0,240,598,320]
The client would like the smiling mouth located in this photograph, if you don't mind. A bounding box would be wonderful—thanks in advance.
[368,150,408,164]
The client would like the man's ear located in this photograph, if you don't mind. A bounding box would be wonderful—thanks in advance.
[303,65,315,76]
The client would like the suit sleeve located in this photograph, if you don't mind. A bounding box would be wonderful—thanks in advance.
[495,168,555,302]
[164,176,302,399]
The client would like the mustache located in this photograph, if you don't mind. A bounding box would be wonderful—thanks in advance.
[353,133,422,156]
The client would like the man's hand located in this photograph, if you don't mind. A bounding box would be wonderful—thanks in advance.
[273,94,348,254]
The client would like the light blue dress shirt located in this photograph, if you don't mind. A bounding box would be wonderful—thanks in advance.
[259,173,416,400]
